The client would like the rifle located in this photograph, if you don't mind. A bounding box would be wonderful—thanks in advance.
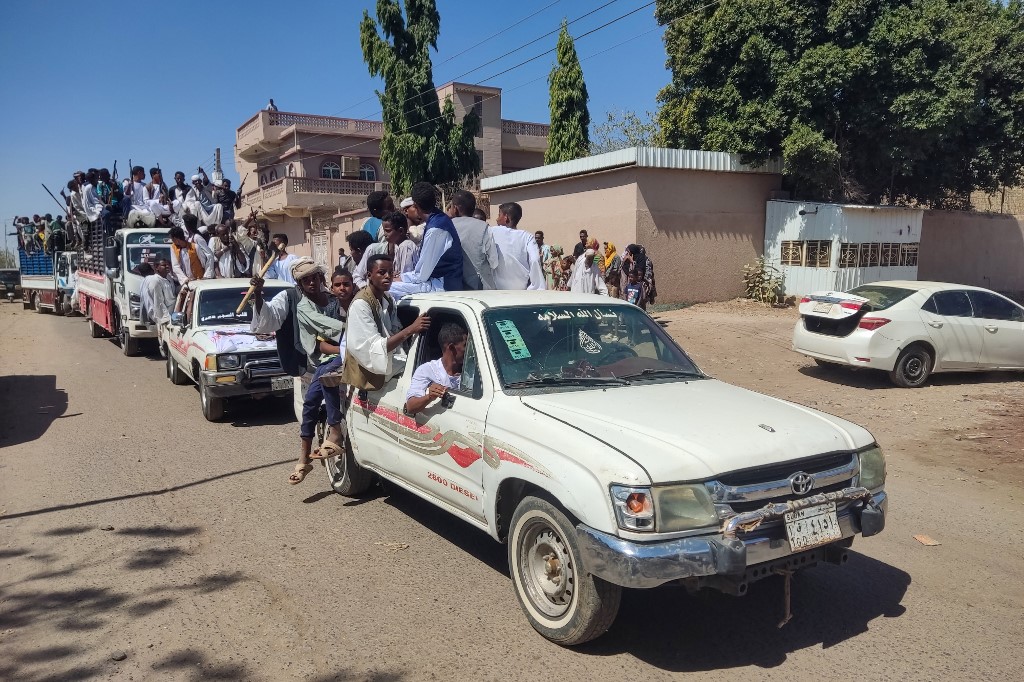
[41,183,72,220]
[112,160,119,184]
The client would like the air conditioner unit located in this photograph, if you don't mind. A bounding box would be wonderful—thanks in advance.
[341,156,360,178]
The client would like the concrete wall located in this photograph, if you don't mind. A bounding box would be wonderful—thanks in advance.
[920,210,1024,299]
[485,168,640,253]
[635,167,782,303]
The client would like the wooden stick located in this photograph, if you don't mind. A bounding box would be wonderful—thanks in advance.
[236,243,279,314]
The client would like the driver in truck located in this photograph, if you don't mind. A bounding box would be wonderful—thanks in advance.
[404,322,466,416]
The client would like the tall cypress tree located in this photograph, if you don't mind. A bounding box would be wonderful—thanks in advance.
[545,21,591,164]
[360,0,479,196]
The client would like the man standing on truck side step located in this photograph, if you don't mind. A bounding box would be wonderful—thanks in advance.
[169,226,214,285]
[404,322,467,416]
[344,253,429,388]
[387,182,464,298]
[249,258,350,485]
[264,233,298,285]
[141,257,175,324]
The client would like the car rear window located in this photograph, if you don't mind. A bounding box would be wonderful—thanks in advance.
[846,285,916,311]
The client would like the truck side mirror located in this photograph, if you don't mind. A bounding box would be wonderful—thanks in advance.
[103,241,120,271]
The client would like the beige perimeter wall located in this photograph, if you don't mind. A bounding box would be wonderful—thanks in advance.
[919,210,1024,300]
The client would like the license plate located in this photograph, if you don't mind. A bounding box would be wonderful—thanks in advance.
[271,376,293,391]
[784,502,841,551]
[812,301,834,314]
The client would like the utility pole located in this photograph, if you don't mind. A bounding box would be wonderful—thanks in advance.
[212,148,223,186]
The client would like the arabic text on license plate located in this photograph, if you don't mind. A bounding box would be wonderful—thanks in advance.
[271,376,292,391]
[812,301,833,313]
[785,502,841,551]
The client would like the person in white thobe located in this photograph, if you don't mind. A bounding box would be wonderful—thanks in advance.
[141,260,176,324]
[170,227,215,284]
[491,201,545,290]
[569,249,609,296]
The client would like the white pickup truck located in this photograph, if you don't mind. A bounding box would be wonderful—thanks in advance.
[161,278,294,420]
[316,291,888,646]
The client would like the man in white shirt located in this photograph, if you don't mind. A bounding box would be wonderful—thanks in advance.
[169,226,215,284]
[400,196,425,244]
[141,257,176,324]
[210,222,251,278]
[347,253,429,383]
[491,202,546,290]
[448,190,498,290]
[404,322,467,416]
[264,233,298,284]
[183,170,224,227]
[569,248,609,295]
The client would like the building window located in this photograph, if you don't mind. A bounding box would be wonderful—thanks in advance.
[259,174,267,186]
[269,169,278,181]
[473,95,483,137]
[359,163,376,182]
[839,243,858,268]
[779,240,831,268]
[837,242,921,268]
[900,243,919,266]
[287,163,295,177]
[780,241,803,266]
[321,162,341,180]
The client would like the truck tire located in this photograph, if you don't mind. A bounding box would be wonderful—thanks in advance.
[88,317,104,338]
[508,496,621,646]
[120,328,140,357]
[166,351,189,385]
[889,344,933,388]
[35,294,47,314]
[200,380,226,421]
[324,428,374,496]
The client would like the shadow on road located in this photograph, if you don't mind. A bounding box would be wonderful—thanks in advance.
[0,375,73,447]
[229,396,296,428]
[799,364,1024,389]
[0,459,292,521]
[577,551,910,670]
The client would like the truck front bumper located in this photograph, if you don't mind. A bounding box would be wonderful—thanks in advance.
[577,488,886,589]
[200,370,293,399]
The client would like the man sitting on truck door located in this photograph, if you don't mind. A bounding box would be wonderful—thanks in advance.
[141,257,175,325]
[249,258,350,485]
[169,225,214,285]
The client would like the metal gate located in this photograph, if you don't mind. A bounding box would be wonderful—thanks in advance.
[311,230,329,273]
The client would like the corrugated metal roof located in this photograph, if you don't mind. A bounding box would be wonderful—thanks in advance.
[481,146,783,191]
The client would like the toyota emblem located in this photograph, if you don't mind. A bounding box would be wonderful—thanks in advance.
[790,472,814,495]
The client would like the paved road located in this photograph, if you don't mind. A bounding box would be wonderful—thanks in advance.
[1,303,1022,681]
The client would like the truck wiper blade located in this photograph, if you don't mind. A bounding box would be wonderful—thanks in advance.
[505,376,630,389]
[619,368,704,380]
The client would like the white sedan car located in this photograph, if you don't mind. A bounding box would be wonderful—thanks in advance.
[792,281,1024,387]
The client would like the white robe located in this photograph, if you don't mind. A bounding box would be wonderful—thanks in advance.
[569,259,609,296]
[345,295,407,379]
[490,225,546,290]
[141,274,175,324]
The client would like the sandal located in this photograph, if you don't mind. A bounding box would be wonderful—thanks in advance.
[288,463,314,485]
[309,441,342,461]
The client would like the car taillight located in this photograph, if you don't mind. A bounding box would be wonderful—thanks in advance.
[858,317,890,331]
[800,297,812,304]
[840,301,862,311]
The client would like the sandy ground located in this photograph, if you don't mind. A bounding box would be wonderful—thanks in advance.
[1,299,1022,681]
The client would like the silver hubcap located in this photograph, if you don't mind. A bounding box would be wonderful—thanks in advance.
[518,520,574,618]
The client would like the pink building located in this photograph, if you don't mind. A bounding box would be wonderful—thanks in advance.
[233,82,549,267]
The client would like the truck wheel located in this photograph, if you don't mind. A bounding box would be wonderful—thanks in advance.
[35,295,47,314]
[88,317,104,338]
[889,345,932,388]
[120,328,140,357]
[324,429,374,496]
[167,351,189,385]
[200,381,225,421]
[508,496,621,646]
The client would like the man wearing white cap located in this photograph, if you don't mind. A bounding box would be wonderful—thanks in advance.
[183,168,223,227]
[400,196,424,244]
[491,202,546,290]
[569,248,608,295]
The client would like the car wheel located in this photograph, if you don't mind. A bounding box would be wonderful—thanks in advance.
[325,424,374,496]
[889,345,933,388]
[121,328,140,356]
[200,380,225,421]
[508,496,621,646]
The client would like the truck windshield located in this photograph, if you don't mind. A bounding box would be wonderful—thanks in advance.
[124,232,174,274]
[197,287,289,327]
[481,304,703,389]
[0,271,18,285]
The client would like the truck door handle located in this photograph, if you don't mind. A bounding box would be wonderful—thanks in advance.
[928,321,943,328]
[985,326,997,333]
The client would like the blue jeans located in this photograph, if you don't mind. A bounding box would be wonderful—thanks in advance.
[300,355,343,440]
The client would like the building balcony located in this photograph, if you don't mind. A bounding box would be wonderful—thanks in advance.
[240,177,391,219]
[501,119,551,152]
[236,110,385,162]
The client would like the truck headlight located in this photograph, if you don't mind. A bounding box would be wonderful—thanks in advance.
[653,484,718,533]
[858,446,886,489]
[610,485,655,531]
[128,293,141,320]
[218,354,241,370]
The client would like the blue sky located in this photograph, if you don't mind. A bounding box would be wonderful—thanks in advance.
[0,0,668,244]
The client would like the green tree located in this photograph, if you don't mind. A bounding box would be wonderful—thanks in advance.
[360,0,480,196]
[590,109,660,155]
[545,21,591,164]
[655,0,1024,207]
[0,248,17,269]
